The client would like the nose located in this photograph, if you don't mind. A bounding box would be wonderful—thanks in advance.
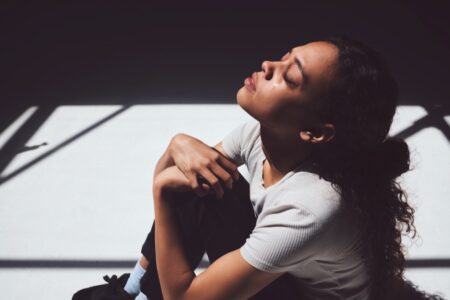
[261,60,275,80]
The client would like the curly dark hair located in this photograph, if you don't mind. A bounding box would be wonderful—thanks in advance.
[306,34,444,300]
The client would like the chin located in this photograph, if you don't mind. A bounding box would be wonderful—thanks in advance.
[236,87,245,105]
[236,90,263,122]
[236,87,250,109]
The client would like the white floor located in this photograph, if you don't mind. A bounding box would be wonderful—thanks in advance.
[0,104,449,299]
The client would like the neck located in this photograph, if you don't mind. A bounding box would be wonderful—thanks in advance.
[260,123,312,181]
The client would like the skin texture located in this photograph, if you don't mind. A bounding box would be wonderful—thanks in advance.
[152,41,341,300]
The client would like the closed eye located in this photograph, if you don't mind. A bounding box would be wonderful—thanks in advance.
[284,75,296,87]
[281,49,305,90]
[281,52,299,87]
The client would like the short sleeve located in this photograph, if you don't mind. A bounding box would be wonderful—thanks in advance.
[221,119,259,166]
[240,202,330,273]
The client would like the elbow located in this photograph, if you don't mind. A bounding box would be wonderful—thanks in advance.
[162,272,196,300]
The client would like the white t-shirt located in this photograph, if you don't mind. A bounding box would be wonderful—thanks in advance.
[221,119,372,300]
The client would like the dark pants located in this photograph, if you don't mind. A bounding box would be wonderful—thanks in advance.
[139,173,300,299]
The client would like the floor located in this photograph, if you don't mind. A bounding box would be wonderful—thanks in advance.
[0,104,449,299]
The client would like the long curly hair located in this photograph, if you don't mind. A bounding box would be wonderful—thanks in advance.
[307,34,444,300]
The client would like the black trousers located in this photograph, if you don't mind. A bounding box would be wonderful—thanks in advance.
[139,173,300,299]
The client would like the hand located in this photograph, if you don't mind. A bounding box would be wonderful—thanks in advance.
[153,166,193,194]
[169,134,239,199]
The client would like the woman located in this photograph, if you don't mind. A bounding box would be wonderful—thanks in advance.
[73,35,441,300]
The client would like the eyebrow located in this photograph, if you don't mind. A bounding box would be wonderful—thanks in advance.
[289,49,307,88]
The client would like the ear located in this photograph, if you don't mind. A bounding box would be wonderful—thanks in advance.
[299,123,335,144]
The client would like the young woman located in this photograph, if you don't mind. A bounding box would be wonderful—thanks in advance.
[74,35,442,300]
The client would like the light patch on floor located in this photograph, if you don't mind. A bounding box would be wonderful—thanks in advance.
[0,104,448,298]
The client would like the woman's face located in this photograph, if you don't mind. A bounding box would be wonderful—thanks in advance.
[236,41,339,132]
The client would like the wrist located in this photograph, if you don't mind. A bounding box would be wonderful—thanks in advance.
[153,177,166,197]
[168,134,184,164]
[153,179,168,205]
[168,135,178,158]
[153,166,191,193]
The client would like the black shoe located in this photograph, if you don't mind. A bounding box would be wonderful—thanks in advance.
[72,273,133,300]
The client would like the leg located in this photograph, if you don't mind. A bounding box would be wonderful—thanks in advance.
[139,173,300,299]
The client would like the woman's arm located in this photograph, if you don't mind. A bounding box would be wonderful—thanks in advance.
[153,141,176,179]
[153,166,284,300]
[153,134,240,199]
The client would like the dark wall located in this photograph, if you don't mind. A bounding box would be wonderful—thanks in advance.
[1,0,449,107]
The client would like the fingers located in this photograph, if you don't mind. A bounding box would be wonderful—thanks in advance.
[189,172,209,197]
[208,163,234,190]
[185,147,241,199]
[216,154,240,181]
[189,165,237,199]
[199,168,225,199]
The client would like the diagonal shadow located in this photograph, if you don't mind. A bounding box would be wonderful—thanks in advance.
[1,103,447,187]
[0,105,131,185]
[393,104,450,141]
[0,103,32,139]
[0,105,56,177]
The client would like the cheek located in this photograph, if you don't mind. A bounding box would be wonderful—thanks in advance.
[257,85,291,107]
[256,90,292,122]
[261,93,306,125]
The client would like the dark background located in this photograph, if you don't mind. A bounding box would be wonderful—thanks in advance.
[1,0,449,133]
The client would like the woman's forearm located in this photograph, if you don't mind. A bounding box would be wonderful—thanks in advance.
[153,182,196,299]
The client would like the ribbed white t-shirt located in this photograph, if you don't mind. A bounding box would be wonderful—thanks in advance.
[221,119,372,300]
